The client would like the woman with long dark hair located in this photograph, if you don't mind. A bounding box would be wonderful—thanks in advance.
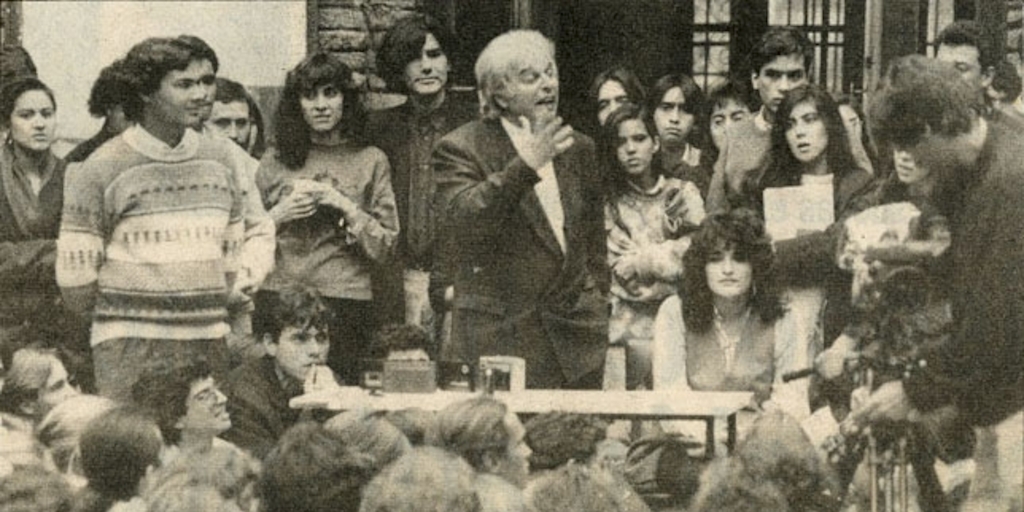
[757,85,875,351]
[256,52,398,385]
[652,209,810,420]
[1,77,91,389]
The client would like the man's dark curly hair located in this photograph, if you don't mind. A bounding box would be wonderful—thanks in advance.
[253,283,331,344]
[130,359,213,446]
[87,59,132,118]
[376,14,455,95]
[681,208,785,333]
[118,35,218,123]
[374,323,434,357]
[523,412,608,471]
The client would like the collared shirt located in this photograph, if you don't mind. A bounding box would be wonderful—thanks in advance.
[500,117,566,253]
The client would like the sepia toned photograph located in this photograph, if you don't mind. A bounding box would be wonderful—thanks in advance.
[1,1,1022,511]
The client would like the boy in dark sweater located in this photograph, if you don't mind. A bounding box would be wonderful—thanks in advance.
[221,285,330,459]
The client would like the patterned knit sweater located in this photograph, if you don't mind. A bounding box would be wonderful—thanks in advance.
[57,126,244,345]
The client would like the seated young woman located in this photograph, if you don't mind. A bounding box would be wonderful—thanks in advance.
[652,209,812,422]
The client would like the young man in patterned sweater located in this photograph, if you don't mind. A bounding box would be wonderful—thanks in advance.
[57,35,247,402]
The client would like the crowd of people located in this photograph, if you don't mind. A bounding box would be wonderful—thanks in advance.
[1,12,1022,512]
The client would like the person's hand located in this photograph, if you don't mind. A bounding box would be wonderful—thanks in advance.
[841,381,919,437]
[815,334,860,380]
[313,182,359,216]
[506,115,575,170]
[664,187,688,220]
[269,190,317,224]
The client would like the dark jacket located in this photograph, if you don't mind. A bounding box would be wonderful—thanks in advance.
[0,145,65,324]
[365,96,478,326]
[903,120,1024,426]
[433,118,608,388]
[221,356,304,459]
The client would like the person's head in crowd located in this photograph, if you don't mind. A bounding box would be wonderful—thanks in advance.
[358,446,481,512]
[475,30,559,127]
[689,458,792,512]
[987,59,1023,107]
[869,55,987,212]
[647,73,708,157]
[118,35,218,146]
[375,323,433,361]
[35,394,116,481]
[701,79,755,169]
[599,103,661,195]
[75,407,164,512]
[0,464,73,512]
[384,408,436,446]
[86,59,132,137]
[524,463,631,512]
[146,485,244,512]
[275,51,364,169]
[706,79,754,152]
[324,409,411,472]
[767,84,859,185]
[206,77,263,155]
[734,411,838,511]
[0,347,78,424]
[432,396,532,488]
[891,148,934,198]
[252,285,331,387]
[130,359,230,453]
[934,20,997,96]
[0,45,37,84]
[142,445,260,512]
[833,91,877,171]
[682,209,785,334]
[749,27,813,120]
[1,77,57,157]
[590,65,646,127]
[523,412,607,472]
[259,421,373,512]
[377,13,454,107]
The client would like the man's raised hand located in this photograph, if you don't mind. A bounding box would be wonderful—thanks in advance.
[507,115,575,170]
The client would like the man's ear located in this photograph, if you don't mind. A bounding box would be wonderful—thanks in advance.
[652,135,661,154]
[261,333,278,357]
[751,71,759,91]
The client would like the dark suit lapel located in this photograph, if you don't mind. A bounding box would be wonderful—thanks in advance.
[554,151,581,258]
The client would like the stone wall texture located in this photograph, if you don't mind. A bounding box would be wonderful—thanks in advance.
[316,0,426,92]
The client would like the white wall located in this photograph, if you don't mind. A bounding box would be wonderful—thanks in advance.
[22,1,307,142]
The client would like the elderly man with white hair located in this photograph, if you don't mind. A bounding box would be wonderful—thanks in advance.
[433,30,608,389]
